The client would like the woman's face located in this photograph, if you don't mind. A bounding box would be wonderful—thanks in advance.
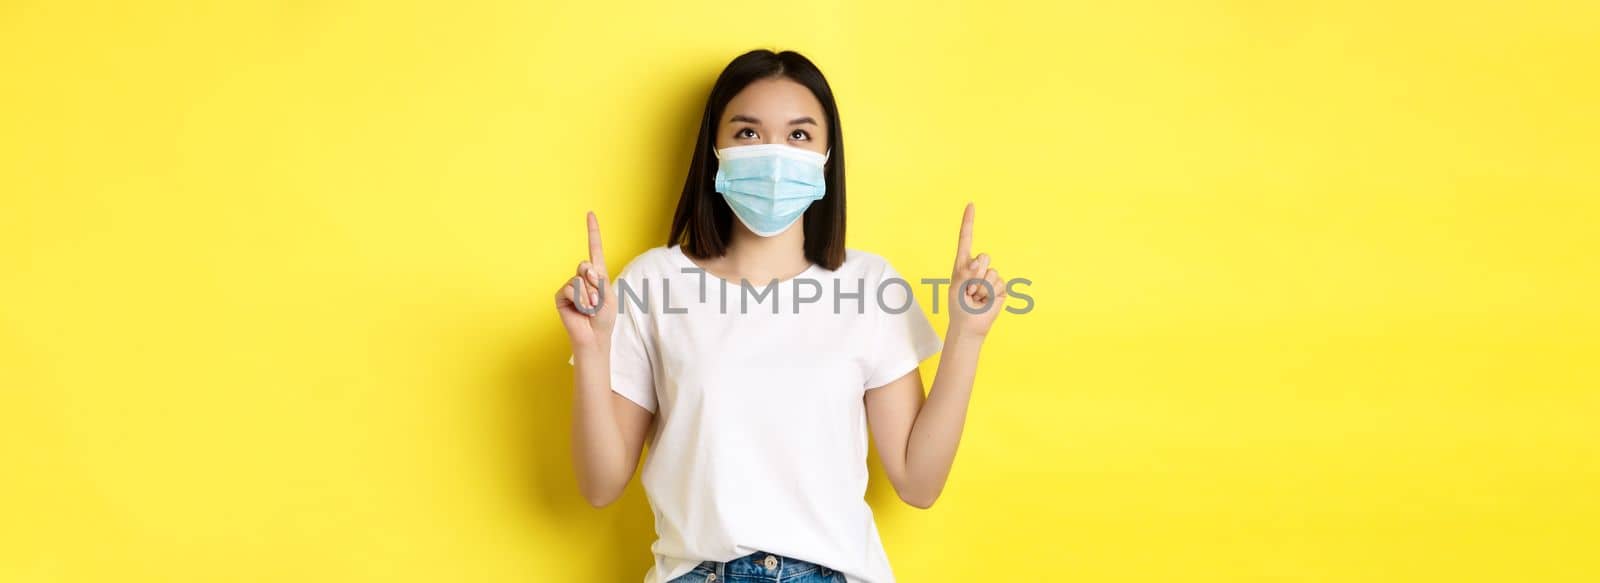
[715,77,830,157]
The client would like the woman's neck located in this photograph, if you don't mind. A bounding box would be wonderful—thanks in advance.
[713,222,811,283]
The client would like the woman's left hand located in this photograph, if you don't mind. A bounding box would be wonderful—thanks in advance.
[946,202,1006,339]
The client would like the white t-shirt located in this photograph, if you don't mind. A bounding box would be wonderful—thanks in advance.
[596,244,942,583]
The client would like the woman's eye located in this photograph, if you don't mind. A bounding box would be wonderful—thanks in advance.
[736,128,757,139]
[789,129,810,141]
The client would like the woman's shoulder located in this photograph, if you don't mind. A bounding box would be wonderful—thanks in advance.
[835,247,901,279]
[614,245,682,279]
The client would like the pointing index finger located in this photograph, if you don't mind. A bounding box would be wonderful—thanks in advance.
[955,202,974,266]
[587,211,606,273]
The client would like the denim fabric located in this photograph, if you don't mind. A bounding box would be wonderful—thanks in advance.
[666,551,846,583]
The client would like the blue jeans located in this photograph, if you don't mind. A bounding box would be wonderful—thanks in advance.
[666,551,845,583]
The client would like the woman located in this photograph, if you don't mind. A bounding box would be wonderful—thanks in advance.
[556,49,1005,583]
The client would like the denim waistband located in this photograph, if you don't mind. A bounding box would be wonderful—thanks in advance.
[696,550,833,580]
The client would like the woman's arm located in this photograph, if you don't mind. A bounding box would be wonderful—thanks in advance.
[866,330,985,508]
[557,212,654,508]
[570,342,654,508]
[866,203,1006,509]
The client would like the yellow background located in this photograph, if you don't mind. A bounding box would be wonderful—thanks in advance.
[3,1,1597,581]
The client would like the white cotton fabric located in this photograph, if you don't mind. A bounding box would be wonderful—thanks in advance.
[596,244,942,583]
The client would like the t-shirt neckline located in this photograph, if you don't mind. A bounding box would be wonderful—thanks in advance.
[667,244,824,288]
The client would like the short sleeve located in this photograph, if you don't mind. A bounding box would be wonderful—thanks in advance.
[565,258,658,414]
[605,306,657,413]
[864,260,944,389]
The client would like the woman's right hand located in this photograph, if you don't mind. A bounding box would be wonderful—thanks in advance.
[554,211,617,350]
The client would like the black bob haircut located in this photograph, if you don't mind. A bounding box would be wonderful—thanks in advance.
[668,49,847,270]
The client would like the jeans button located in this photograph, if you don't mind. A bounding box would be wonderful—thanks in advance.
[706,574,716,582]
[763,555,779,570]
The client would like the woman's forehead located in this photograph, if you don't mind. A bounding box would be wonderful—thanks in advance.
[723,78,824,122]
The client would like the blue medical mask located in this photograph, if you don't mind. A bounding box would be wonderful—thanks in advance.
[713,143,830,237]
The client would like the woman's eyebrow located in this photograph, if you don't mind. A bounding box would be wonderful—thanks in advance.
[727,114,818,126]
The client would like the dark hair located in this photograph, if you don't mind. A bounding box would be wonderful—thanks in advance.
[668,49,847,270]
